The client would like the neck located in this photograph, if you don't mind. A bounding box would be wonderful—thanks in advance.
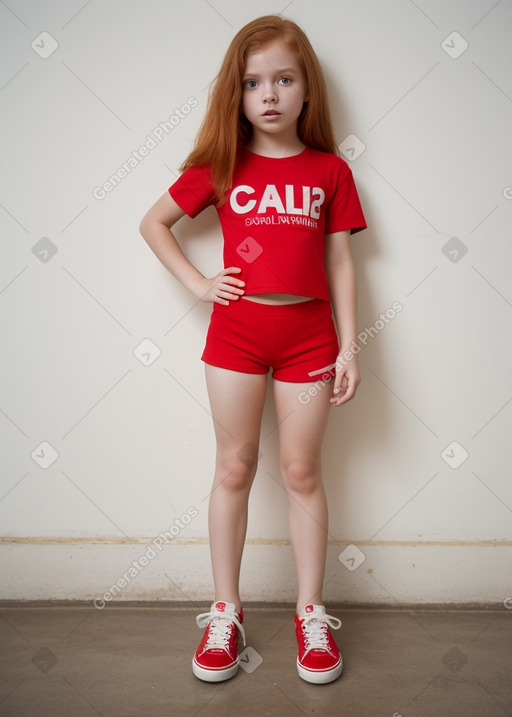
[246,129,306,158]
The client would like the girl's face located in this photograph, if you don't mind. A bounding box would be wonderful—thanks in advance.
[241,39,308,145]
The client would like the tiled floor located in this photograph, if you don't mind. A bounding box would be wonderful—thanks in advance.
[0,604,511,716]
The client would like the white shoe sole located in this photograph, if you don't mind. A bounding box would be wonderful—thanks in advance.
[297,657,343,684]
[192,657,239,682]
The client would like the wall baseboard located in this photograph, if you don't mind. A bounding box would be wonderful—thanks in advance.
[1,542,510,608]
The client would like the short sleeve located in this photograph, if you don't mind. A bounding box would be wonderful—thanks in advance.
[168,164,215,218]
[325,163,367,235]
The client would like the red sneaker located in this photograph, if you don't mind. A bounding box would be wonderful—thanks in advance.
[192,601,245,682]
[295,604,343,683]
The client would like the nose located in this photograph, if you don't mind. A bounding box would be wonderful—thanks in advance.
[262,81,277,102]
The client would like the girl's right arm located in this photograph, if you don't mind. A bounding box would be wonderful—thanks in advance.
[139,192,245,305]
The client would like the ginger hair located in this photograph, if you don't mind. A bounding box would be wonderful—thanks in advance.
[181,15,338,205]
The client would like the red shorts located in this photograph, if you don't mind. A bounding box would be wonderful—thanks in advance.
[201,297,340,383]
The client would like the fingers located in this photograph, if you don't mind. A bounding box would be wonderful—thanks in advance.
[332,369,343,395]
[330,373,347,405]
[214,267,245,304]
[211,268,245,305]
[330,370,359,406]
[222,267,245,287]
[214,292,230,306]
[214,283,245,303]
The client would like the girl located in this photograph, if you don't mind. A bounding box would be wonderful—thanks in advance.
[139,15,366,685]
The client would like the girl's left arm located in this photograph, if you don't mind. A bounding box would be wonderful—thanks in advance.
[325,230,360,406]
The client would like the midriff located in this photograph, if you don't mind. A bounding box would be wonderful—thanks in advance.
[242,293,315,305]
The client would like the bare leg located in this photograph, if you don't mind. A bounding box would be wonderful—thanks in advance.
[204,364,267,612]
[272,379,332,613]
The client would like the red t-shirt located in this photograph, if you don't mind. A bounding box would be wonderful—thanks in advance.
[168,146,367,301]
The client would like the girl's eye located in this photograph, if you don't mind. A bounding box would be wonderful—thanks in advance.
[279,77,292,85]
[245,80,258,89]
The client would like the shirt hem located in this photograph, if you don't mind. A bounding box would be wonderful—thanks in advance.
[242,287,331,302]
[325,224,367,235]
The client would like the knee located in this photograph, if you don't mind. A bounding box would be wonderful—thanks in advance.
[281,459,320,494]
[216,444,259,492]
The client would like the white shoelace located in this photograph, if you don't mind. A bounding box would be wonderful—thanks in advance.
[301,613,341,658]
[196,608,246,651]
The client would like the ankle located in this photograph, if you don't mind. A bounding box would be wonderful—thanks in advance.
[297,599,324,615]
[214,597,242,613]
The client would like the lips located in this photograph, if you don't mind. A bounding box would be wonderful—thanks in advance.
[263,110,281,116]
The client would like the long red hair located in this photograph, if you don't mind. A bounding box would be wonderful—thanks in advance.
[180,15,339,206]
